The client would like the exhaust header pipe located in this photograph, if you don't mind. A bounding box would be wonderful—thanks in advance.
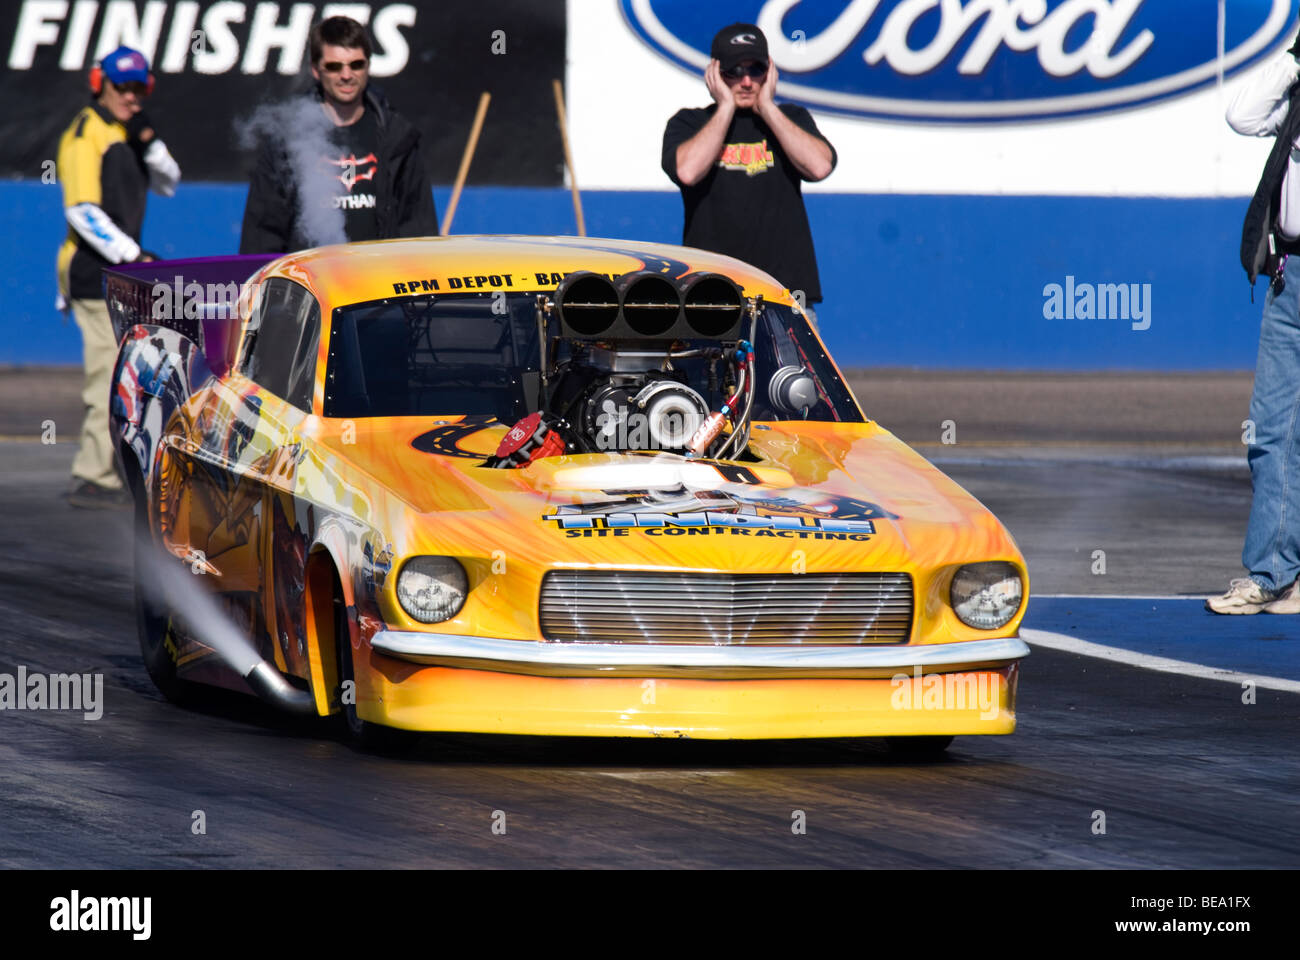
[244,661,318,716]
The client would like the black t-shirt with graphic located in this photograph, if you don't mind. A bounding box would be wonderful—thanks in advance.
[661,104,836,303]
[323,108,381,241]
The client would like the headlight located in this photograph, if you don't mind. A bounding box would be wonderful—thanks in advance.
[949,562,1022,630]
[396,556,467,623]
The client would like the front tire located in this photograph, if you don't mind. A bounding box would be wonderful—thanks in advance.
[334,586,416,754]
[885,735,953,758]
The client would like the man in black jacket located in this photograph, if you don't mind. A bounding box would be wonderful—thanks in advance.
[239,16,436,253]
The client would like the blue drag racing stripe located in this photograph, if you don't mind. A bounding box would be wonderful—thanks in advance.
[1025,596,1300,684]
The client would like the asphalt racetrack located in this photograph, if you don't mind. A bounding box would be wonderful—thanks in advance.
[1,371,1297,868]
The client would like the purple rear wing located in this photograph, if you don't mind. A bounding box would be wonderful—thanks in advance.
[104,254,277,378]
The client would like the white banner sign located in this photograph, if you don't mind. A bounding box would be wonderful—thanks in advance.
[567,0,1291,196]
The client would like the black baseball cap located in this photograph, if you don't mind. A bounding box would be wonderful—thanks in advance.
[711,23,769,72]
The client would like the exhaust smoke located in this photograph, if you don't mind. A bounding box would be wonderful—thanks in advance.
[135,538,316,715]
[238,97,347,249]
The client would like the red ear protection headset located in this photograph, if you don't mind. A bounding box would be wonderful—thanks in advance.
[89,64,155,96]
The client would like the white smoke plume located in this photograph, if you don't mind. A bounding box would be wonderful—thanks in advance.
[239,96,347,249]
[136,540,263,677]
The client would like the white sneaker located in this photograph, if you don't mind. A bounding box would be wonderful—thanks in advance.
[1205,578,1277,615]
[1263,580,1300,614]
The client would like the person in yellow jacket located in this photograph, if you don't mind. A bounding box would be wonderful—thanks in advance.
[56,45,180,508]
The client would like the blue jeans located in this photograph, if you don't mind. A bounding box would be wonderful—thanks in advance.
[1243,254,1300,592]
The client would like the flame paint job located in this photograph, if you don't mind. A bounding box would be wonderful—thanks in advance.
[110,236,1028,739]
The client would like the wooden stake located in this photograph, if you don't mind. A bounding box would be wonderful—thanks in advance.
[441,91,490,236]
[552,78,586,237]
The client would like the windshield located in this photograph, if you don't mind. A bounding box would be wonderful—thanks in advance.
[324,292,862,423]
[325,292,540,421]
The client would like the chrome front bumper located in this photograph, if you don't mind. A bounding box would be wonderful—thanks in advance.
[369,633,1030,679]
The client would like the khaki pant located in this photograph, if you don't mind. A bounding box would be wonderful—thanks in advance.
[69,298,123,490]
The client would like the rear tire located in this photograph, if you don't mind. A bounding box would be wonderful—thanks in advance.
[131,471,200,706]
[334,586,416,754]
[885,735,953,758]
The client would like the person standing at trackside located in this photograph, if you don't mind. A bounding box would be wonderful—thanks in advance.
[661,23,836,328]
[239,15,437,253]
[1211,27,1300,614]
[56,45,180,509]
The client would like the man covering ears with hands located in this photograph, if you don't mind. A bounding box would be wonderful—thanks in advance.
[55,45,180,508]
[662,23,836,324]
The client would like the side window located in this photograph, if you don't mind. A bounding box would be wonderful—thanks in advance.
[241,278,320,412]
[284,299,320,412]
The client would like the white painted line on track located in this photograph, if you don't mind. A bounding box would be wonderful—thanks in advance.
[927,455,1247,471]
[1021,628,1300,694]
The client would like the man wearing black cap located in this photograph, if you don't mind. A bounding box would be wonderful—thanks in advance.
[662,23,836,321]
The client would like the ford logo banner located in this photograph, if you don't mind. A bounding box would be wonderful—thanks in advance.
[620,0,1298,121]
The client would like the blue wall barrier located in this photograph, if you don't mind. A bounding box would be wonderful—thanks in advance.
[0,181,1260,368]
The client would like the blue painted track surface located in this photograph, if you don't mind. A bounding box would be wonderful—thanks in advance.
[1027,596,1300,682]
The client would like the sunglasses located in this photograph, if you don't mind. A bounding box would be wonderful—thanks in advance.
[722,61,768,81]
[112,81,150,97]
[321,59,368,73]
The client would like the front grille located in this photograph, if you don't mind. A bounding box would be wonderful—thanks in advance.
[539,571,913,645]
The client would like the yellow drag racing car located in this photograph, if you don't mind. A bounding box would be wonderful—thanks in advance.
[107,236,1028,753]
